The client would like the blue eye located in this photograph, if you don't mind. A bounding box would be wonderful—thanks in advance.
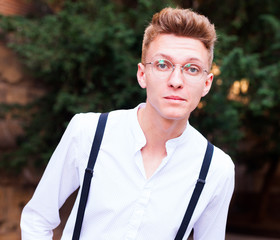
[184,64,201,75]
[158,63,167,69]
[155,59,172,71]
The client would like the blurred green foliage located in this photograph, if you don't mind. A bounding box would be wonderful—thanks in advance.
[0,0,279,172]
[0,0,175,168]
[196,0,280,170]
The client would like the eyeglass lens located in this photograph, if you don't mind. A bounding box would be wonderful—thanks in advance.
[151,59,206,82]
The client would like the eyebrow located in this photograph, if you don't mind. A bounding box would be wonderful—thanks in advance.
[152,53,205,66]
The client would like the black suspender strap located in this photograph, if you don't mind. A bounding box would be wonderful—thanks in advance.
[174,141,214,240]
[72,112,109,240]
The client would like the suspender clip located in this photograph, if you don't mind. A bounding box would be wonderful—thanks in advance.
[197,178,206,184]
[85,167,94,174]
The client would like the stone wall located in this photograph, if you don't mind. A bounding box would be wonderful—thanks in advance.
[0,3,54,238]
[0,41,47,239]
[0,42,45,150]
[0,0,34,16]
[0,170,77,240]
[0,175,34,240]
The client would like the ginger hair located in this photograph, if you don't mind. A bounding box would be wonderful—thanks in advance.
[141,7,217,69]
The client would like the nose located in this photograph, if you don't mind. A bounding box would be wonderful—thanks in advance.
[168,65,184,89]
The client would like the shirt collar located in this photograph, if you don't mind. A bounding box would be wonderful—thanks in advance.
[166,121,192,147]
[130,103,192,152]
[130,103,147,152]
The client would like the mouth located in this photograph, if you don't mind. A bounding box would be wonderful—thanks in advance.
[164,96,186,102]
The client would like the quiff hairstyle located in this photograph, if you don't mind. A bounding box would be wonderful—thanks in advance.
[141,7,217,69]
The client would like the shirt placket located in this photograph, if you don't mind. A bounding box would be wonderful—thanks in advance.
[124,183,153,240]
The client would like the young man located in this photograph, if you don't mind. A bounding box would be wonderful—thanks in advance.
[21,7,234,240]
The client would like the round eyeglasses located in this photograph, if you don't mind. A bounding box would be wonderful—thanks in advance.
[145,59,208,82]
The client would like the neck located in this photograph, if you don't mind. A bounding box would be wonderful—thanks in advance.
[137,104,188,146]
[137,104,189,179]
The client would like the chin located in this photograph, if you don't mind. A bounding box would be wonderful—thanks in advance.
[149,102,191,121]
[161,110,189,121]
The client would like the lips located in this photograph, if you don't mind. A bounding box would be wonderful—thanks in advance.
[164,96,186,101]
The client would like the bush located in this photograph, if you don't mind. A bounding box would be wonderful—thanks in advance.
[0,0,174,169]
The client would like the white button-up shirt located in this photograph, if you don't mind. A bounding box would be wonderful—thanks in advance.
[21,104,235,240]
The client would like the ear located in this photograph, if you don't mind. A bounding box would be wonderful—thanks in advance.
[202,73,214,97]
[137,63,147,89]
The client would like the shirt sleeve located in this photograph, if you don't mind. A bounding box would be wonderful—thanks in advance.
[193,154,235,240]
[20,114,83,240]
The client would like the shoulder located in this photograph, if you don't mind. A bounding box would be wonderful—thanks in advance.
[187,123,234,179]
[69,108,135,137]
[69,109,126,130]
[70,112,100,127]
[212,146,235,176]
[207,145,235,194]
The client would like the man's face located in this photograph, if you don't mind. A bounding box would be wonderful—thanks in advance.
[137,34,213,122]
